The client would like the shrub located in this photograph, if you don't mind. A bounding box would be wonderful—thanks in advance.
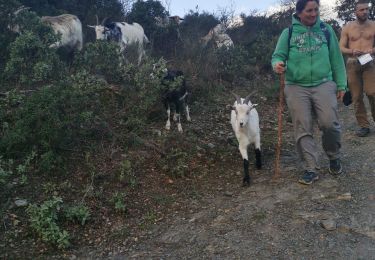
[27,196,70,249]
[4,10,64,87]
[64,204,91,226]
[73,41,124,83]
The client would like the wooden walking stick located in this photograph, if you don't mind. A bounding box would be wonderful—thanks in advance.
[274,72,285,179]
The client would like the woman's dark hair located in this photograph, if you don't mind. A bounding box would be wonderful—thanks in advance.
[296,0,320,13]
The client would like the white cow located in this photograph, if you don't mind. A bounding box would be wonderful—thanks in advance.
[88,20,149,64]
[201,23,234,49]
[10,6,83,51]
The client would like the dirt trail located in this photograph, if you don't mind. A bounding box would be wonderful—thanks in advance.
[89,98,375,259]
[113,99,374,259]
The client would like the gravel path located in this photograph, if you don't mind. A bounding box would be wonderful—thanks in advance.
[111,100,375,259]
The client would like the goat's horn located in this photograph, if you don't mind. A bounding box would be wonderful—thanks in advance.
[244,90,257,105]
[95,15,99,25]
[231,92,242,105]
[15,6,30,15]
[101,17,108,25]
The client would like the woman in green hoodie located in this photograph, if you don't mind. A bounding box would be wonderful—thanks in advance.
[271,0,347,185]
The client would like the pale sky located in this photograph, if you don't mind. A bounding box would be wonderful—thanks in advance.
[166,0,336,17]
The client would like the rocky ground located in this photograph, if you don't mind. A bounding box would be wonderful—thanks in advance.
[107,99,375,259]
[2,89,374,259]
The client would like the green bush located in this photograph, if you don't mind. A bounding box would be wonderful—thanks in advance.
[64,204,91,226]
[73,41,124,83]
[27,196,70,249]
[4,10,64,87]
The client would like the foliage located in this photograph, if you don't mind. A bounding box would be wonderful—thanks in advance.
[27,196,70,249]
[0,0,20,75]
[111,192,127,212]
[73,41,124,83]
[215,46,251,81]
[64,204,91,225]
[126,0,168,37]
[4,10,64,87]
[0,75,107,172]
[0,156,14,185]
[336,0,375,22]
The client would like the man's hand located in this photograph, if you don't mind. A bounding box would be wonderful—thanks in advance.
[364,48,374,55]
[273,62,286,74]
[337,90,345,101]
[352,49,364,56]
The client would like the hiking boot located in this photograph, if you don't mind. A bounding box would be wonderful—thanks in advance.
[329,158,343,175]
[298,170,319,185]
[356,127,370,137]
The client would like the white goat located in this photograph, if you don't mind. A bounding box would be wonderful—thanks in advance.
[231,92,262,185]
[201,24,234,49]
[10,7,83,51]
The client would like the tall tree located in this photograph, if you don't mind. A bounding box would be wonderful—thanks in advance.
[336,0,375,22]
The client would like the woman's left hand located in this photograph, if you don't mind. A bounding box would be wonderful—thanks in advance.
[337,90,345,101]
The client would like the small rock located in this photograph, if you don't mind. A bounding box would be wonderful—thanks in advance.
[224,191,233,197]
[320,219,337,231]
[337,193,352,201]
[207,143,215,149]
[14,199,28,207]
[152,129,162,136]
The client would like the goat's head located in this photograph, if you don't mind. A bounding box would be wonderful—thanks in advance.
[8,6,31,33]
[88,24,109,40]
[88,16,111,40]
[232,92,258,128]
[150,58,168,79]
[200,29,214,47]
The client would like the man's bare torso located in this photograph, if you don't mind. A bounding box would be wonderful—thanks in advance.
[341,20,375,55]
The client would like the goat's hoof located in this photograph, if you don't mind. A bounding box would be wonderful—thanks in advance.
[165,126,170,130]
[187,117,192,122]
[242,178,251,186]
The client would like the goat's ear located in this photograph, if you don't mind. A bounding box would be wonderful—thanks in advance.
[87,25,96,29]
[250,104,258,110]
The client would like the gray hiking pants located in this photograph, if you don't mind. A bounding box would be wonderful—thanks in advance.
[284,81,342,171]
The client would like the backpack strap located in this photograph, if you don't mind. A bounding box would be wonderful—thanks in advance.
[319,22,330,49]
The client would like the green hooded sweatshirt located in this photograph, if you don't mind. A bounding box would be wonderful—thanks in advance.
[271,15,347,91]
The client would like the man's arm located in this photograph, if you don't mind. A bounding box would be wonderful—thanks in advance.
[339,26,352,55]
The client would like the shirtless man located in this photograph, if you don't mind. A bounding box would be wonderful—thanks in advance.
[340,0,375,137]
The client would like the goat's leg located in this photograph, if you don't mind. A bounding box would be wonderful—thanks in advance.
[254,136,262,169]
[165,103,171,130]
[185,105,191,121]
[239,143,250,185]
[175,101,183,132]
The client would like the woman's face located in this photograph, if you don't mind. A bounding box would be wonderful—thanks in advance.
[298,1,319,26]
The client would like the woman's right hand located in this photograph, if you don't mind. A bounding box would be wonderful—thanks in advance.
[273,62,286,74]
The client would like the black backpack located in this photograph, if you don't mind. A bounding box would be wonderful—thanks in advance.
[287,22,331,53]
